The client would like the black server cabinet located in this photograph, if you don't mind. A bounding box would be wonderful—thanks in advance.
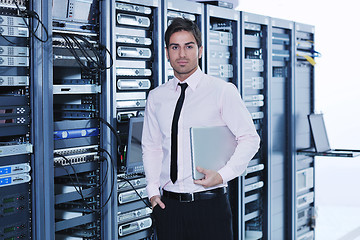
[269,17,295,240]
[113,0,161,239]
[203,4,241,239]
[239,12,269,240]
[114,0,161,165]
[162,0,204,83]
[293,22,316,240]
[117,175,153,240]
[51,0,105,238]
[100,0,115,238]
[0,2,32,240]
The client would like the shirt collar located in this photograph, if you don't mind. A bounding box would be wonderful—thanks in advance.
[172,68,204,92]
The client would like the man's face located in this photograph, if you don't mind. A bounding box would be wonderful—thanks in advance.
[166,30,203,81]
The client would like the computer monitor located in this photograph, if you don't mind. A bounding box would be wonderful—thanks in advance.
[126,116,144,175]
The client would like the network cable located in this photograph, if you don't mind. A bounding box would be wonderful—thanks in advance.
[53,118,121,211]
[54,153,84,198]
[55,32,113,74]
[98,147,116,209]
[54,153,91,204]
[99,117,122,148]
[98,117,151,208]
[14,0,49,43]
[54,152,115,213]
[0,34,16,44]
[118,174,152,209]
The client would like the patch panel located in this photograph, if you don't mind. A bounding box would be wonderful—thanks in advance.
[52,36,98,48]
[54,152,99,166]
[54,145,98,156]
[0,0,26,7]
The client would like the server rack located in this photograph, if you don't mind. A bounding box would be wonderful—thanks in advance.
[239,12,269,240]
[51,0,106,238]
[114,0,161,152]
[268,17,295,240]
[203,4,241,239]
[161,0,204,83]
[113,0,161,239]
[0,1,32,240]
[117,174,153,239]
[100,0,116,239]
[293,22,316,240]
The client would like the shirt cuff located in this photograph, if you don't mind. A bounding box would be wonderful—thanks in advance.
[146,184,161,200]
[218,165,237,184]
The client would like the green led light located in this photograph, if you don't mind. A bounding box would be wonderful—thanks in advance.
[3,197,15,203]
[4,226,15,233]
[3,207,15,214]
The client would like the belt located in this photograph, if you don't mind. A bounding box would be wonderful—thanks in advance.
[162,187,227,203]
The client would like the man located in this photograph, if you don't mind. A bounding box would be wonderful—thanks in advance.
[142,17,260,240]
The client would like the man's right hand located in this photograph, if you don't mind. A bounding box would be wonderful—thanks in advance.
[150,195,165,209]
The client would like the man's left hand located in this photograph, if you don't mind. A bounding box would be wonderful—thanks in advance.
[193,166,223,188]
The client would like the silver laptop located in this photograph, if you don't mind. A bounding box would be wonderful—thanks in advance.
[308,113,360,157]
[190,126,237,180]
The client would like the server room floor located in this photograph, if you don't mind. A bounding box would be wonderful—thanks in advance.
[315,157,360,240]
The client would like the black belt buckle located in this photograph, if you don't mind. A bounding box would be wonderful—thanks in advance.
[179,193,194,202]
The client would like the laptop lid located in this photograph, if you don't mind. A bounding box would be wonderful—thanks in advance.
[190,126,237,180]
[308,113,331,152]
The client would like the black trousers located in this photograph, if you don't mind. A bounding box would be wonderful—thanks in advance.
[152,194,233,240]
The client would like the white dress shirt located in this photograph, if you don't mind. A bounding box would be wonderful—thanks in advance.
[142,68,260,199]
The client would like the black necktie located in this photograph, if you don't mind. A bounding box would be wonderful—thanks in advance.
[170,82,188,184]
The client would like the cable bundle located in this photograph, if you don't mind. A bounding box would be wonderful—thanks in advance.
[14,0,49,43]
[55,33,113,74]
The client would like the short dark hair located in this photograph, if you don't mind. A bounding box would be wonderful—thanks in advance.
[165,18,202,48]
